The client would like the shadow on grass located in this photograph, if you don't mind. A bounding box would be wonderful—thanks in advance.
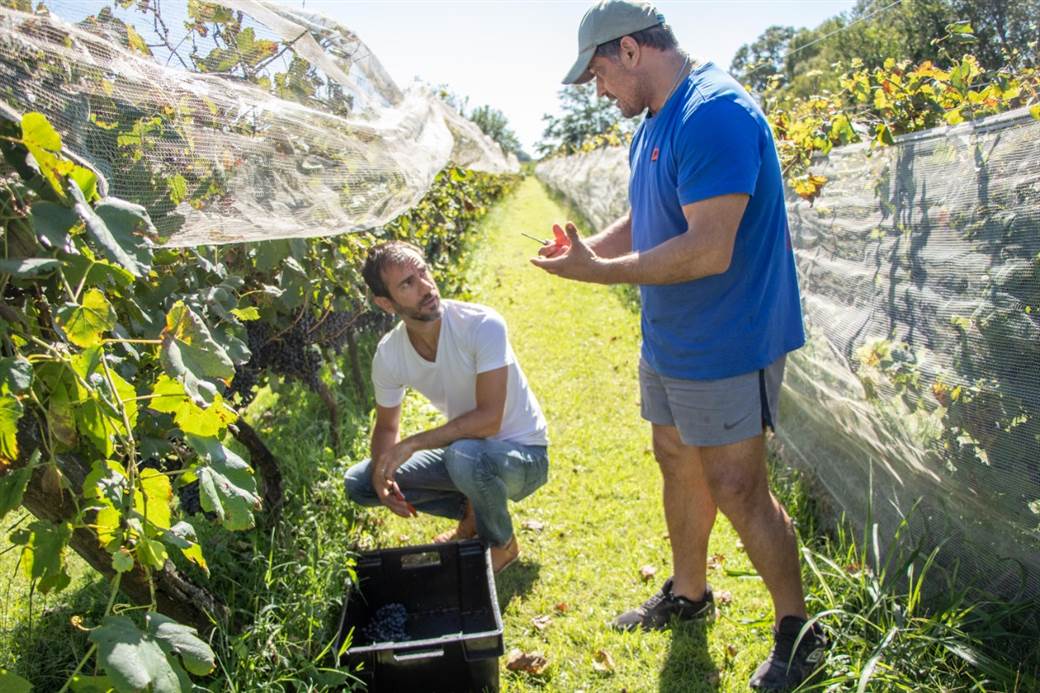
[659,620,720,692]
[495,559,540,613]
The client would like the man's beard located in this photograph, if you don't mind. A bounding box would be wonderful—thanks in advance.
[394,295,443,322]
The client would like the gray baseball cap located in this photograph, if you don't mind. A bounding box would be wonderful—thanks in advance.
[562,1,665,84]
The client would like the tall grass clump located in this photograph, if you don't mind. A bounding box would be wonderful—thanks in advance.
[770,457,1040,692]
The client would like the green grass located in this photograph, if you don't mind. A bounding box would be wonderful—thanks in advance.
[3,177,1037,691]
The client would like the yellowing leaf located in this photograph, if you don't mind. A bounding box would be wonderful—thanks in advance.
[0,394,24,466]
[125,25,152,56]
[21,112,74,197]
[136,468,173,532]
[163,521,208,576]
[57,288,116,348]
[161,302,235,405]
[150,375,237,437]
[96,505,122,548]
[1030,104,1040,121]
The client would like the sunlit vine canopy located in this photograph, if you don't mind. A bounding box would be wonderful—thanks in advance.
[0,0,518,246]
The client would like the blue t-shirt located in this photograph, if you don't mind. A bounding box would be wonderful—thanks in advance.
[628,61,804,380]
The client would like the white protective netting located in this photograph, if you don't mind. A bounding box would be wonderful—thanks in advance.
[536,109,1040,602]
[0,0,518,246]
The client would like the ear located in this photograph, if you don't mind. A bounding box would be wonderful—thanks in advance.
[373,296,396,315]
[618,35,640,68]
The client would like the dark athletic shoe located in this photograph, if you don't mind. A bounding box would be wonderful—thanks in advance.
[749,616,827,691]
[610,577,715,631]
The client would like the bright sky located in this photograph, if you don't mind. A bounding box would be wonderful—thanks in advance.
[289,1,857,153]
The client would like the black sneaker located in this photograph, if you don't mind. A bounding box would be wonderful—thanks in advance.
[749,616,827,691]
[610,577,715,631]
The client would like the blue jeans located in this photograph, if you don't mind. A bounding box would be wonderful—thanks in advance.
[344,439,549,546]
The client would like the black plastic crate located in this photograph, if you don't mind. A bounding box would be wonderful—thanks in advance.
[337,539,504,692]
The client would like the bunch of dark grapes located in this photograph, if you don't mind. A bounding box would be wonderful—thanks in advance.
[227,308,389,405]
[178,481,203,515]
[362,603,409,643]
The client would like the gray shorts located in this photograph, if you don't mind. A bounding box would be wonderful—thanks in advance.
[639,355,786,447]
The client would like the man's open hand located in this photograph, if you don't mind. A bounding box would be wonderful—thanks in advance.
[530,222,606,283]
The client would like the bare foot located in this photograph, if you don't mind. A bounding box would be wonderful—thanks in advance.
[432,500,477,543]
[491,535,520,574]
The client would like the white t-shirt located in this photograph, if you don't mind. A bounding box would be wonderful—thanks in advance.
[372,300,549,447]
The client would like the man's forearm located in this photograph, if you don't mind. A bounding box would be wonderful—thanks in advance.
[399,407,501,455]
[585,212,632,259]
[594,226,733,286]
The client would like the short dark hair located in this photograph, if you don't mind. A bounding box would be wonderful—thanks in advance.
[362,240,425,298]
[593,24,678,59]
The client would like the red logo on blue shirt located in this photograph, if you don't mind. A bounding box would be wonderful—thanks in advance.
[651,147,659,161]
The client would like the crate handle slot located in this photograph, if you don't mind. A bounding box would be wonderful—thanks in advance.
[392,647,445,662]
[400,551,441,569]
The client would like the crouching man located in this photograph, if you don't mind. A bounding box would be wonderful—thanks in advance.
[345,241,550,573]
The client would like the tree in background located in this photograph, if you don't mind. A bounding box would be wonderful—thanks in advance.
[469,104,529,161]
[537,82,633,157]
[431,84,528,161]
[731,0,1039,99]
[730,25,797,96]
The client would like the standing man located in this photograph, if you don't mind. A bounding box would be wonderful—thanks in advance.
[532,1,824,689]
[345,241,549,573]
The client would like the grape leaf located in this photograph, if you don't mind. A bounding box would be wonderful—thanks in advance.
[0,394,24,466]
[0,461,33,522]
[0,257,60,276]
[21,112,73,197]
[0,356,33,394]
[69,183,147,277]
[94,198,157,275]
[29,199,78,250]
[57,288,116,348]
[149,374,236,437]
[10,520,72,593]
[160,302,234,405]
[89,615,190,693]
[0,670,32,693]
[162,521,209,575]
[147,612,216,676]
[186,434,260,530]
[136,468,173,532]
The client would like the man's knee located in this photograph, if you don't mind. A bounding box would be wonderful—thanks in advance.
[344,460,378,505]
[705,466,763,518]
[443,439,487,491]
[652,426,695,478]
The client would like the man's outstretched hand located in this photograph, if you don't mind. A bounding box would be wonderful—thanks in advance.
[530,222,606,283]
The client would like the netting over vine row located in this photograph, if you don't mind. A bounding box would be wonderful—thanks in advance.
[536,108,1040,603]
[0,0,518,246]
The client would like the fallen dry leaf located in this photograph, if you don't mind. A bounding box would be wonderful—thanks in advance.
[708,553,726,571]
[522,519,546,532]
[554,602,569,614]
[532,615,552,631]
[726,644,739,658]
[639,564,657,581]
[506,648,549,675]
[592,649,616,673]
[717,590,733,606]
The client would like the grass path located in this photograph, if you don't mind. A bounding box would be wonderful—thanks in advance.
[375,177,778,692]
